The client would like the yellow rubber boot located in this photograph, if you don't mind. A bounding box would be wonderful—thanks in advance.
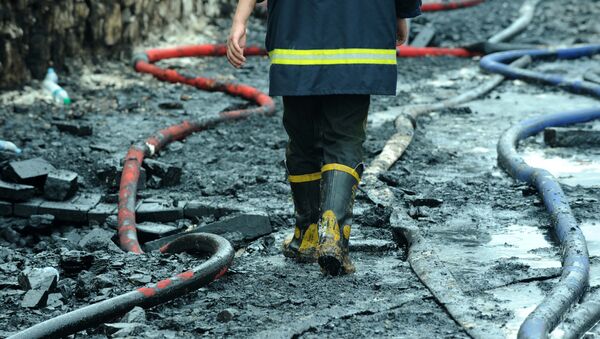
[282,172,321,263]
[317,163,362,276]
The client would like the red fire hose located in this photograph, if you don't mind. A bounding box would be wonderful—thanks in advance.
[120,45,275,254]
[421,0,484,12]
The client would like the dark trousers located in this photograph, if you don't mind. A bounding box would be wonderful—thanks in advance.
[283,95,370,175]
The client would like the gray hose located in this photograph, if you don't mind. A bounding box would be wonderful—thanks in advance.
[488,0,540,44]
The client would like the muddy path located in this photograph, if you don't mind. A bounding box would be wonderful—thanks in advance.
[1,0,600,337]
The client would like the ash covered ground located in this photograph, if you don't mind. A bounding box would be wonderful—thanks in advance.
[1,0,600,338]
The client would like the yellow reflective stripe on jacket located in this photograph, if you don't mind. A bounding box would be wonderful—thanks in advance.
[321,164,361,182]
[288,172,322,183]
[269,48,397,66]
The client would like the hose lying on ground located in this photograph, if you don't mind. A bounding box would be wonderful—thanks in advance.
[363,0,543,205]
[552,287,600,339]
[363,55,531,206]
[487,0,540,44]
[421,0,484,12]
[483,44,600,339]
[8,234,235,339]
[120,45,275,254]
[9,45,274,338]
[480,45,600,98]
[497,108,600,339]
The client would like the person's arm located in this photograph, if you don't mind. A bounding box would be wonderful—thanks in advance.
[227,0,259,68]
[395,0,422,45]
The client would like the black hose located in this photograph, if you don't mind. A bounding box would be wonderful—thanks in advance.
[7,234,234,339]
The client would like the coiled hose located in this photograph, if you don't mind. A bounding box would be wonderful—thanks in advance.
[488,45,600,339]
[8,233,235,339]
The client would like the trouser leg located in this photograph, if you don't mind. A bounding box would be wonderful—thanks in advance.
[282,96,323,175]
[319,95,370,168]
[316,94,370,276]
[281,96,322,262]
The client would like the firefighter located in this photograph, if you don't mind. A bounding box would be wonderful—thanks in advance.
[227,0,422,276]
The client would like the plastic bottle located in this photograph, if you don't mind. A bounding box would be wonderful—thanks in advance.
[0,140,22,154]
[43,68,71,105]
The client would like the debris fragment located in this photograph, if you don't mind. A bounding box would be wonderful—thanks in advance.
[97,159,146,190]
[136,199,185,223]
[411,25,436,47]
[136,222,184,242]
[121,306,146,323]
[2,158,55,187]
[78,228,121,253]
[411,197,444,208]
[216,308,237,323]
[28,214,55,230]
[39,194,101,223]
[142,159,182,188]
[158,101,184,110]
[88,203,118,225]
[60,250,94,274]
[144,212,272,251]
[0,180,35,202]
[544,127,600,147]
[18,267,59,291]
[21,289,50,308]
[13,198,45,218]
[43,170,79,201]
[104,323,147,337]
[52,121,93,136]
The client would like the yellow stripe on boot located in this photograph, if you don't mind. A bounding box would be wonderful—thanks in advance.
[321,164,361,183]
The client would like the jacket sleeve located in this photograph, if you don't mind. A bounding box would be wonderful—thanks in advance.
[396,0,422,18]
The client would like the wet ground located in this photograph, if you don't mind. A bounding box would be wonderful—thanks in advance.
[1,0,600,338]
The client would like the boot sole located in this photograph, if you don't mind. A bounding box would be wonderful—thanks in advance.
[318,255,343,276]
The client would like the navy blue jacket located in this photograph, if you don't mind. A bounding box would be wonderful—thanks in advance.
[265,0,421,96]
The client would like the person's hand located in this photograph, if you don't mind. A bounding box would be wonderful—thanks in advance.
[397,18,409,45]
[227,21,247,68]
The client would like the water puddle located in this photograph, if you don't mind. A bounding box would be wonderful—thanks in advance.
[435,224,559,271]
[522,149,600,188]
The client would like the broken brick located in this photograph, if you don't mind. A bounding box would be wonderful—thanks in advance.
[0,180,35,202]
[410,25,436,47]
[52,121,93,136]
[21,289,49,308]
[136,222,184,242]
[121,306,146,323]
[136,199,185,223]
[43,170,78,201]
[14,198,45,218]
[18,267,59,291]
[2,157,55,187]
[39,194,101,223]
[184,200,247,219]
[0,200,12,216]
[88,203,117,225]
[79,228,121,253]
[144,212,271,251]
[97,159,146,190]
[142,159,182,187]
[60,250,94,274]
[28,214,55,230]
[544,127,600,148]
